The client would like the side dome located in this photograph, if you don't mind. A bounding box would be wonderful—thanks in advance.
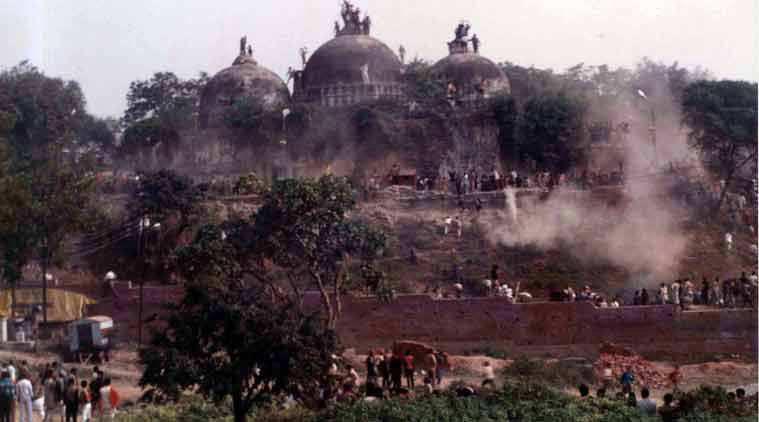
[431,25,510,106]
[199,48,290,130]
[303,35,402,88]
[431,53,511,96]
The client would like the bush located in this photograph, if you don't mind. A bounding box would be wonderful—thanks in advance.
[502,355,595,388]
[115,395,234,421]
[321,382,642,422]
[319,382,757,422]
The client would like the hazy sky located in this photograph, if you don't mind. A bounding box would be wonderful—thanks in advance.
[1,0,756,117]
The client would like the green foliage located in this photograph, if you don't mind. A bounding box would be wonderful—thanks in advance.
[0,117,34,289]
[141,176,388,421]
[322,382,643,422]
[77,114,117,157]
[503,355,595,388]
[223,96,268,131]
[681,80,758,210]
[321,382,756,422]
[0,61,87,159]
[0,64,99,321]
[123,71,207,127]
[125,169,206,281]
[140,279,335,422]
[520,93,586,172]
[403,59,445,103]
[234,172,267,195]
[120,116,180,156]
[119,71,207,159]
[490,93,518,161]
[131,169,206,225]
[253,176,386,328]
[676,385,758,419]
[144,216,338,422]
[116,396,235,422]
[113,383,759,422]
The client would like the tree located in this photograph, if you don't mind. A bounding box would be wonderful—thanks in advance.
[123,71,208,127]
[682,80,758,211]
[118,72,208,160]
[252,176,386,329]
[0,62,87,160]
[223,96,270,131]
[520,94,586,172]
[76,114,117,161]
[403,58,445,104]
[491,94,518,162]
[0,63,101,324]
[128,169,207,280]
[0,112,35,317]
[27,145,96,323]
[141,224,337,422]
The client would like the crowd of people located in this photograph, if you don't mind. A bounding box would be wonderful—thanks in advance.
[325,348,456,403]
[363,163,627,199]
[324,347,759,421]
[588,365,754,421]
[555,285,623,308]
[630,272,759,309]
[433,168,625,196]
[0,360,119,422]
[552,272,758,310]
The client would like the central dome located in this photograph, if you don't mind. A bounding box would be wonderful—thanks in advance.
[303,35,402,88]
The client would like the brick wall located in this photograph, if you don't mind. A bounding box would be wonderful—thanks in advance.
[86,287,757,360]
[327,294,758,359]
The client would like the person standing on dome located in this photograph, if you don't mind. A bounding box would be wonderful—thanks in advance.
[471,34,480,53]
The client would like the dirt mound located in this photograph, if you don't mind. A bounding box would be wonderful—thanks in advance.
[599,342,635,356]
[594,344,668,389]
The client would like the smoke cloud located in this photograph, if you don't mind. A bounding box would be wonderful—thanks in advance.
[480,91,696,285]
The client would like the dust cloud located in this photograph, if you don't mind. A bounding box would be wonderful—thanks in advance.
[480,97,695,285]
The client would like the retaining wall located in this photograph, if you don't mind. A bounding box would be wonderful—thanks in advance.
[328,294,757,359]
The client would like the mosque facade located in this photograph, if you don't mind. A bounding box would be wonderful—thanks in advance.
[142,1,511,182]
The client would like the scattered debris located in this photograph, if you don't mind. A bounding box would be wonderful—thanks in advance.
[594,343,668,389]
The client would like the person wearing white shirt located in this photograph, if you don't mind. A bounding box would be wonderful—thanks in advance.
[671,281,681,305]
[443,217,452,235]
[6,363,15,384]
[481,361,496,387]
[16,374,34,422]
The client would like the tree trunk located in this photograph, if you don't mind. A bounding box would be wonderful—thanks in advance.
[313,272,335,330]
[10,283,16,319]
[41,254,48,324]
[715,171,735,215]
[232,393,248,422]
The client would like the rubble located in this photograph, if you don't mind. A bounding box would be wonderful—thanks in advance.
[594,343,668,389]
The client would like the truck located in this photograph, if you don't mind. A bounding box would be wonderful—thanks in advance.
[66,315,113,364]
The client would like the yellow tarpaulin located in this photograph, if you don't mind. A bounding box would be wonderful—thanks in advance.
[0,288,96,322]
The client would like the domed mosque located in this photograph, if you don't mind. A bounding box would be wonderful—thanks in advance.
[199,36,291,129]
[431,22,511,107]
[291,1,404,107]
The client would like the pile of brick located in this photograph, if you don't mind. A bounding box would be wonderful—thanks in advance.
[594,343,668,389]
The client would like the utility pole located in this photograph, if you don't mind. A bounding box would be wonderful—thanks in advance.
[637,89,657,170]
[649,108,657,169]
[137,217,146,348]
[41,241,49,325]
[137,216,159,347]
